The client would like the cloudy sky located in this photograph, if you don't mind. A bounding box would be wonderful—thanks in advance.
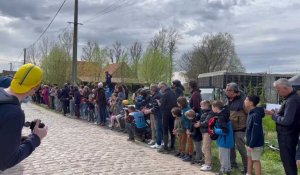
[0,0,300,74]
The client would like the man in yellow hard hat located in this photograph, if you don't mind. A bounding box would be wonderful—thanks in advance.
[0,63,48,171]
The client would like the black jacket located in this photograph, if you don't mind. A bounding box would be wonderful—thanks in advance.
[296,137,300,160]
[214,108,230,134]
[189,89,201,114]
[189,115,202,142]
[0,88,40,171]
[199,109,213,133]
[246,107,265,148]
[74,90,81,105]
[272,90,300,135]
[96,88,107,107]
[147,93,161,117]
[60,86,70,101]
[160,88,177,115]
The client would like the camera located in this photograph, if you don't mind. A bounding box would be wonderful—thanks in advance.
[24,119,45,131]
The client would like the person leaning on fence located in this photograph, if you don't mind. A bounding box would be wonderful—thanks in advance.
[171,107,185,157]
[143,84,162,149]
[0,63,48,171]
[157,82,177,154]
[244,95,265,175]
[177,96,193,162]
[265,78,300,175]
[185,109,203,165]
[225,82,248,173]
[198,100,214,171]
[211,100,234,175]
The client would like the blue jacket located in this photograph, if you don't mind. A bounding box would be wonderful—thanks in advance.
[181,106,191,129]
[0,88,40,171]
[214,109,234,149]
[130,111,146,129]
[246,107,265,148]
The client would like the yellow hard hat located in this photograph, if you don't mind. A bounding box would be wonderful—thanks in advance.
[10,63,43,94]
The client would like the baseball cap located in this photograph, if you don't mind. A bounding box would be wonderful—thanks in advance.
[0,76,12,88]
[10,63,43,94]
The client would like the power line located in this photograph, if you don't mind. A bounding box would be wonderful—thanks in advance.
[27,0,67,49]
[82,0,133,24]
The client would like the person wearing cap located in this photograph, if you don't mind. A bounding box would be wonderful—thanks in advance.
[225,82,248,174]
[0,76,12,88]
[0,63,48,171]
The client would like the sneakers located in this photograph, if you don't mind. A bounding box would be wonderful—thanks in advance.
[148,140,155,145]
[174,152,181,157]
[150,144,162,149]
[182,155,192,162]
[179,153,185,159]
[200,164,212,171]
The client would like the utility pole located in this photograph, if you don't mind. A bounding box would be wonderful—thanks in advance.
[23,48,26,64]
[9,62,12,71]
[72,0,78,85]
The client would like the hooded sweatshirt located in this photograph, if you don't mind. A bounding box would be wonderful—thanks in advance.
[246,107,265,148]
[0,88,40,171]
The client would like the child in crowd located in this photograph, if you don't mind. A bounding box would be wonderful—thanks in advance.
[185,109,203,165]
[87,91,95,123]
[211,101,234,175]
[244,95,265,175]
[109,93,118,129]
[198,100,213,171]
[125,106,147,142]
[171,107,185,157]
[177,96,193,162]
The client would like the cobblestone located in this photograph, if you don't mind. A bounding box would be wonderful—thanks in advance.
[1,103,213,175]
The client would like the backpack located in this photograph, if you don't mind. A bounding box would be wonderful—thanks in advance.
[208,117,218,140]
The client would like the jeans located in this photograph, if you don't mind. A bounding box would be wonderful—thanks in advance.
[97,105,107,124]
[162,112,175,149]
[194,141,203,161]
[80,102,88,119]
[75,104,80,117]
[88,109,95,122]
[155,114,163,145]
[126,123,146,140]
[230,131,247,170]
[278,133,298,175]
[69,99,75,116]
[219,147,231,173]
[62,100,69,115]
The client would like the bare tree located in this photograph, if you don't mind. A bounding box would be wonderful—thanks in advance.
[81,41,96,62]
[149,27,181,83]
[129,41,142,78]
[27,45,41,65]
[58,29,73,57]
[109,41,127,63]
[180,33,245,80]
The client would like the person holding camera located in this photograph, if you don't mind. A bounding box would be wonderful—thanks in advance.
[0,63,48,171]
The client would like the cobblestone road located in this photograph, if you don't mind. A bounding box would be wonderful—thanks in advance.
[1,103,212,175]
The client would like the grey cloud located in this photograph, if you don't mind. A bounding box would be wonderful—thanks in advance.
[0,0,300,74]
